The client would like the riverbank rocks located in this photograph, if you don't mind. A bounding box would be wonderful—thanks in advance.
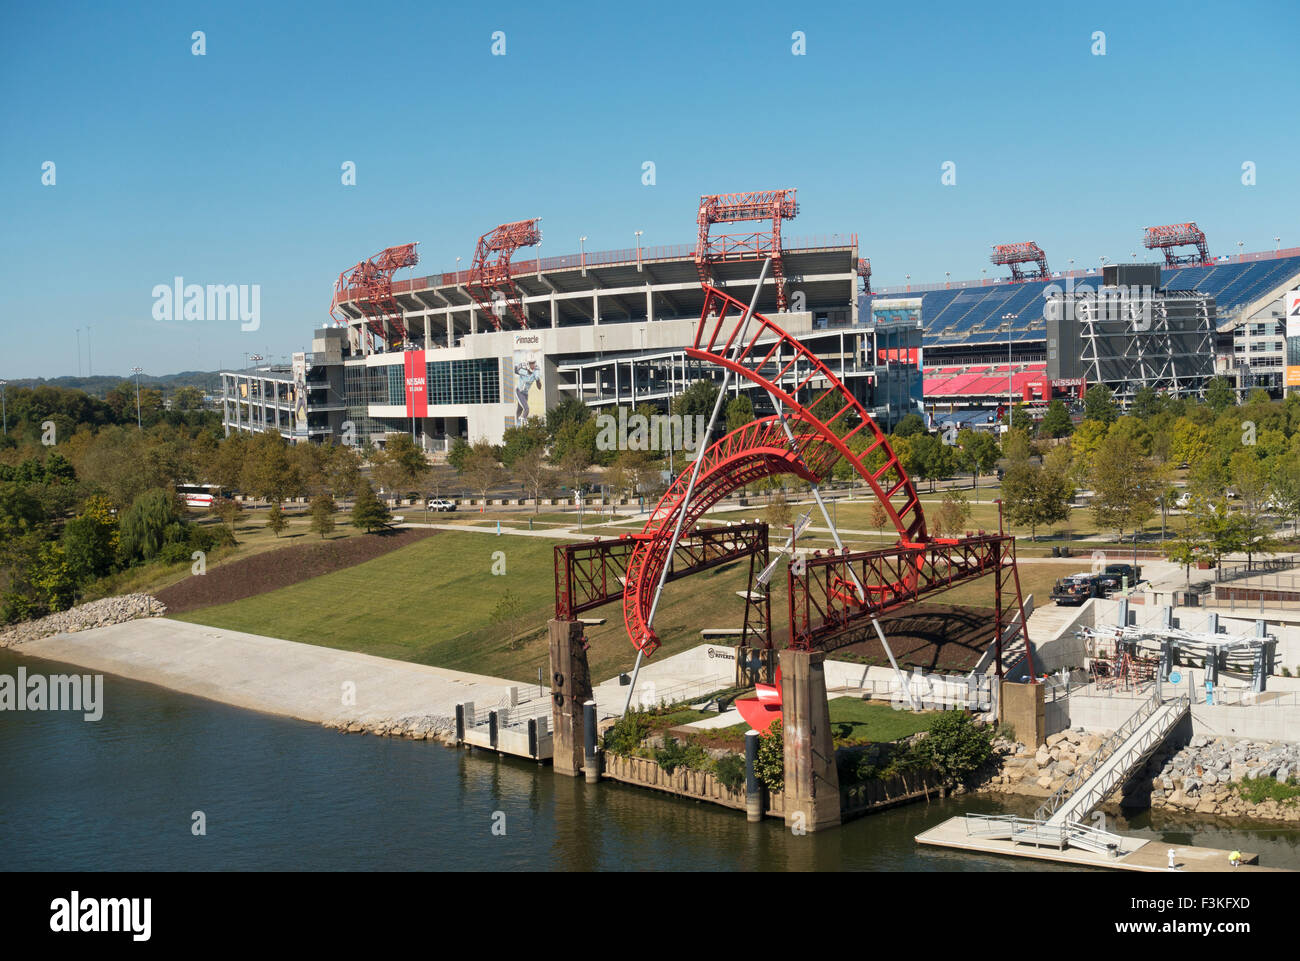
[0,594,167,648]
[981,727,1300,822]
[324,713,456,744]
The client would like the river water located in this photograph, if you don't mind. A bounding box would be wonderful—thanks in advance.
[3,649,1298,872]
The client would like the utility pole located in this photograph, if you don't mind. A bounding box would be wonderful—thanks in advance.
[131,367,144,429]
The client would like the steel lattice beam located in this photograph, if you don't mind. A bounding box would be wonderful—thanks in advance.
[695,190,798,310]
[330,243,420,345]
[1142,222,1211,267]
[468,219,542,330]
[991,241,1049,283]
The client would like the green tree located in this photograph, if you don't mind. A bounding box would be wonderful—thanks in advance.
[765,491,793,531]
[961,431,998,496]
[172,386,206,411]
[1130,386,1165,420]
[672,379,720,420]
[351,482,392,532]
[913,711,994,790]
[1090,433,1158,543]
[1038,400,1074,439]
[265,501,288,537]
[447,437,472,472]
[60,496,119,583]
[933,489,972,537]
[1204,376,1236,412]
[459,440,507,505]
[499,416,549,467]
[725,395,755,434]
[490,589,528,650]
[1082,384,1117,424]
[118,488,184,563]
[309,493,336,538]
[513,446,557,511]
[754,718,784,791]
[892,413,925,438]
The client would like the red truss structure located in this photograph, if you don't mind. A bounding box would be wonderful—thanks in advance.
[857,258,872,294]
[554,522,771,648]
[695,190,798,310]
[331,243,420,345]
[787,534,1035,678]
[620,284,927,658]
[990,241,1049,283]
[1143,222,1211,267]
[467,219,543,330]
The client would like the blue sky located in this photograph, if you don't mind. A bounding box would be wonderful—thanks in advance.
[2,0,1297,379]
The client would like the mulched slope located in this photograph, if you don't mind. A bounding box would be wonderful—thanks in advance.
[154,529,435,615]
[828,603,995,672]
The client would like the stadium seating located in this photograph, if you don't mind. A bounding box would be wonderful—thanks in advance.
[866,255,1300,350]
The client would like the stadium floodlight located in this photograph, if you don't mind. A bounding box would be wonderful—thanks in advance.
[131,366,144,429]
[1002,313,1016,427]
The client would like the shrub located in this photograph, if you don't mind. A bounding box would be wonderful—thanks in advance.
[1237,775,1300,805]
[753,718,784,792]
[713,753,746,793]
[911,711,994,788]
[654,734,710,774]
[602,711,652,756]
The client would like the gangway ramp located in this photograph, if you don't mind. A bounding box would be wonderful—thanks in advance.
[1035,689,1190,827]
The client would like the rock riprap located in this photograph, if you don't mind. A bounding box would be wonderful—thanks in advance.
[0,594,167,648]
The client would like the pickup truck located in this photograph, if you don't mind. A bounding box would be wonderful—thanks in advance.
[1051,573,1104,606]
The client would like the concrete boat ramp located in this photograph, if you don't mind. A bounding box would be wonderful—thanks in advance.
[916,815,1281,872]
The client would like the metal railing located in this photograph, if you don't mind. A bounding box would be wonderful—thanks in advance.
[962,814,1126,854]
[1033,688,1182,822]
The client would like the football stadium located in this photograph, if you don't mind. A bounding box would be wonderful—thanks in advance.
[218,194,1300,451]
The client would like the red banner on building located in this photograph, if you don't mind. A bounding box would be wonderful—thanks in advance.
[404,349,428,417]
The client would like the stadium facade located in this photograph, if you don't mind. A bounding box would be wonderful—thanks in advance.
[220,229,926,451]
[220,200,1300,451]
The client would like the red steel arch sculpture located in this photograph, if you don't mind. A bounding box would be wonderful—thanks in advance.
[621,284,927,657]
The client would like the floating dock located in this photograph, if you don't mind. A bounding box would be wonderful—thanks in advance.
[916,816,1281,872]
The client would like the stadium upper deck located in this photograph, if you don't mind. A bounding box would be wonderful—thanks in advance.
[863,248,1300,351]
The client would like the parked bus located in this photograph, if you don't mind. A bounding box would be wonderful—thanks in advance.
[176,484,231,509]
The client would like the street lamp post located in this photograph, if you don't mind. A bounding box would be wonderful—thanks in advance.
[1238,240,1244,262]
[1003,313,1015,429]
[131,367,144,429]
[580,235,588,273]
[1276,237,1282,254]
[634,230,643,270]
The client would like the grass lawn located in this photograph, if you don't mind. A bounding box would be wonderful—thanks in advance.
[826,697,939,745]
[693,697,939,749]
[173,528,762,684]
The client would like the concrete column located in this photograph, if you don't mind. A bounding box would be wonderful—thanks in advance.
[470,308,478,336]
[592,290,600,326]
[745,730,763,822]
[779,649,841,833]
[446,314,454,348]
[548,619,593,777]
[583,700,600,783]
[1000,680,1046,746]
[646,285,654,324]
[550,293,558,329]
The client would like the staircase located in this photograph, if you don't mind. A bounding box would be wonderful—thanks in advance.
[964,814,1126,855]
[1036,690,1190,827]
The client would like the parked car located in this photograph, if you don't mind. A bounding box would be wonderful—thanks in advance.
[426,498,457,512]
[1051,573,1104,606]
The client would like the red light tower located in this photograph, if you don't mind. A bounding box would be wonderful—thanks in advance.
[990,242,1049,283]
[467,219,542,330]
[695,190,798,309]
[857,258,872,295]
[1142,222,1211,267]
[330,242,419,345]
